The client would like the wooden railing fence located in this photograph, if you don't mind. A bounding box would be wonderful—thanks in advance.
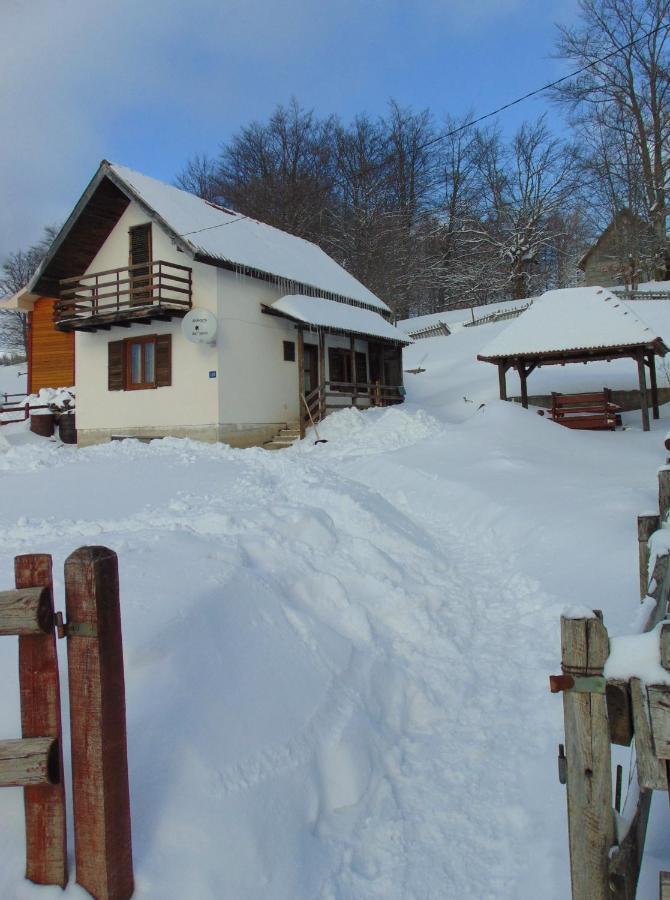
[552,459,670,899]
[302,379,404,436]
[0,546,133,899]
[0,403,51,426]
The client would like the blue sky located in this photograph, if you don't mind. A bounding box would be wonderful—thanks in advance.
[1,0,581,265]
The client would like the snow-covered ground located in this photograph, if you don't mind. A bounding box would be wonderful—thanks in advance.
[0,363,27,400]
[1,322,670,898]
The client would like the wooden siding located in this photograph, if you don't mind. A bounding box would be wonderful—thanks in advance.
[29,298,74,394]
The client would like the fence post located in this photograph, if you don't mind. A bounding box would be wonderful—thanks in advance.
[659,468,670,523]
[64,546,133,900]
[638,514,660,599]
[561,613,614,900]
[14,553,67,888]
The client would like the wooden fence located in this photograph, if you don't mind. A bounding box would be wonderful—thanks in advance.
[0,546,133,899]
[552,462,670,899]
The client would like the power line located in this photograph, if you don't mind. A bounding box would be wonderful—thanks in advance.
[417,19,670,152]
[179,214,250,238]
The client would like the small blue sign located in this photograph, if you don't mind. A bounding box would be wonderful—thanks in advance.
[209,370,217,379]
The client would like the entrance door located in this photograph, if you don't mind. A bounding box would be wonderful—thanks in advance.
[303,344,319,395]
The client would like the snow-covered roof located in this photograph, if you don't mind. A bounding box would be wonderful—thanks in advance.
[269,295,411,343]
[107,164,389,312]
[478,286,667,361]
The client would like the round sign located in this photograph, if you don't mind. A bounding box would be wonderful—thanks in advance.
[182,308,218,344]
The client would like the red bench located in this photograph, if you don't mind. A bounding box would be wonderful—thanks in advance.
[549,390,621,430]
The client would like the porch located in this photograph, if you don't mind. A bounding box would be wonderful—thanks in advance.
[54,260,192,332]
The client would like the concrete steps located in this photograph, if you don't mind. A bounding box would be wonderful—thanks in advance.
[263,425,302,451]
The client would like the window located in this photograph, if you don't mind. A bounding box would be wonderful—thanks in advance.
[129,223,152,304]
[108,334,171,391]
[283,340,295,362]
[328,348,368,390]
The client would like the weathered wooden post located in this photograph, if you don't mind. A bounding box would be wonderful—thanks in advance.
[659,468,670,522]
[638,514,660,598]
[560,613,614,900]
[64,546,133,900]
[14,554,67,888]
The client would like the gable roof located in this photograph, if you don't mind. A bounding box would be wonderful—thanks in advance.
[28,161,390,313]
[578,209,654,270]
[477,286,668,361]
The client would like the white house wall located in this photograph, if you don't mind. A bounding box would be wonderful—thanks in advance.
[75,200,219,445]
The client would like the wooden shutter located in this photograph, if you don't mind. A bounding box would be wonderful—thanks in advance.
[155,335,172,387]
[129,224,152,267]
[108,340,126,391]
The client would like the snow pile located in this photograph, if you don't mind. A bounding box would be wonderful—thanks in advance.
[25,386,75,410]
[2,319,670,896]
[0,432,10,453]
[270,295,410,342]
[298,405,442,456]
[605,624,670,684]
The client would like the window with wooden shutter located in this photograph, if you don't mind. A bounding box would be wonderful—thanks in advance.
[108,340,126,390]
[108,334,171,391]
[129,224,152,305]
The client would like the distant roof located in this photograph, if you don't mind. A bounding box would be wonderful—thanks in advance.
[478,286,668,362]
[28,161,389,313]
[269,295,411,344]
[578,208,655,270]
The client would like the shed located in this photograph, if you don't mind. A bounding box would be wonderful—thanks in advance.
[477,287,669,431]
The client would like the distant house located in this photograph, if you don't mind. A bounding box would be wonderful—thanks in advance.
[23,161,409,447]
[579,209,660,289]
[2,289,74,394]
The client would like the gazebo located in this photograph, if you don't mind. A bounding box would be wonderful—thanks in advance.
[477,287,669,431]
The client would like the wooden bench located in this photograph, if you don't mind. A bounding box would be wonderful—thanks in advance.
[550,390,621,430]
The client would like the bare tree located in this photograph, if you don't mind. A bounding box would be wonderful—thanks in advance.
[0,225,59,354]
[553,0,670,277]
[175,153,221,203]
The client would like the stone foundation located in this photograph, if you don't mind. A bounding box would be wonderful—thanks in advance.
[77,422,294,449]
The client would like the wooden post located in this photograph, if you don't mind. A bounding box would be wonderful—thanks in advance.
[560,614,615,900]
[659,469,670,523]
[350,335,357,408]
[297,328,305,440]
[516,362,529,409]
[14,553,67,888]
[318,331,326,421]
[64,546,133,900]
[0,739,59,788]
[638,514,661,598]
[498,363,508,401]
[0,587,54,635]
[648,352,660,420]
[661,871,670,899]
[637,351,650,432]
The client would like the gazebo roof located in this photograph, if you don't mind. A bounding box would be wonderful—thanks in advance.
[478,287,668,363]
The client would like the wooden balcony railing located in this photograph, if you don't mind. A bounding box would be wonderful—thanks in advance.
[55,260,192,331]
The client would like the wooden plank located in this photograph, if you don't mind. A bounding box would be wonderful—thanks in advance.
[607,680,633,746]
[0,738,58,788]
[0,588,53,635]
[660,469,670,523]
[631,678,667,790]
[639,514,661,599]
[609,788,652,900]
[15,553,67,888]
[64,546,133,900]
[560,614,614,900]
[647,685,670,759]
[645,553,670,631]
[660,870,670,899]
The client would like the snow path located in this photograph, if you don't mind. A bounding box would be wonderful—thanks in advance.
[0,422,570,899]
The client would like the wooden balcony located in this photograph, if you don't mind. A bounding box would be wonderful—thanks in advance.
[55,260,192,332]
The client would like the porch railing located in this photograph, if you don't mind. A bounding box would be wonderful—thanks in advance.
[56,260,192,325]
[303,380,405,434]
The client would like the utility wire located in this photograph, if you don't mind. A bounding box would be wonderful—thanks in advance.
[417,19,670,152]
[176,19,670,237]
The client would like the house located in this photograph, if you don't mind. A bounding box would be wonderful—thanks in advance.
[1,289,74,395]
[579,210,661,288]
[22,161,410,448]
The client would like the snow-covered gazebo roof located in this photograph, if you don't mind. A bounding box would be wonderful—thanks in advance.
[477,286,669,431]
[478,287,666,361]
